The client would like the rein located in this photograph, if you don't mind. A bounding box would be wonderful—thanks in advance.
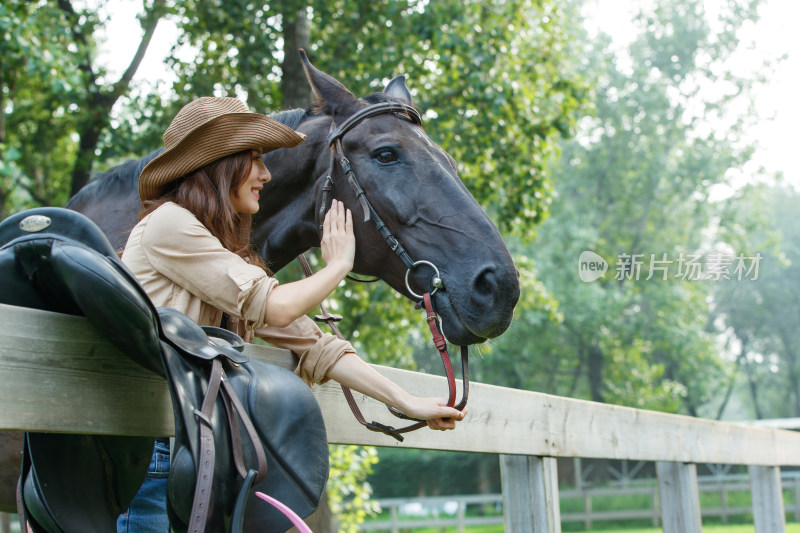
[307,101,470,442]
[299,255,468,442]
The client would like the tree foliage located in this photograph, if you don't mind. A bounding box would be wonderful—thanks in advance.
[326,445,380,532]
[475,0,766,416]
[712,183,800,419]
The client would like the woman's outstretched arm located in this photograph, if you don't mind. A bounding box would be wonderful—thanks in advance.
[325,352,467,431]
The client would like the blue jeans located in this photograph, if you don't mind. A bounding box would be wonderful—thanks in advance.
[117,439,170,532]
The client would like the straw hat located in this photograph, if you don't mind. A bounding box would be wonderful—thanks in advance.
[138,97,306,201]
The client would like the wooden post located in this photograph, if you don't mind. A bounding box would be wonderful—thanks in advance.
[720,482,729,523]
[457,500,466,533]
[749,465,786,533]
[583,491,592,530]
[794,476,800,522]
[388,503,398,533]
[500,455,561,533]
[656,461,702,533]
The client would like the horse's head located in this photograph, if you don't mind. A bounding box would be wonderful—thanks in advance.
[290,53,520,346]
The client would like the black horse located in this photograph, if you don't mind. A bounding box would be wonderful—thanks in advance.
[67,55,520,346]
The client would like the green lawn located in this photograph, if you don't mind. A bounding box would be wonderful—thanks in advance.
[406,524,800,533]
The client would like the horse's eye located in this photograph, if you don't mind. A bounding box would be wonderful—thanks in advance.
[374,149,398,164]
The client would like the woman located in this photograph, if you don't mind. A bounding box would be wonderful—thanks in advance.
[118,96,466,531]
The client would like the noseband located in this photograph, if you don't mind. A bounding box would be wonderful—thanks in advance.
[306,101,469,441]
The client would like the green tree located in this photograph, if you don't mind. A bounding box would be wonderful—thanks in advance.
[3,0,587,366]
[0,0,165,216]
[476,0,766,415]
[713,183,800,420]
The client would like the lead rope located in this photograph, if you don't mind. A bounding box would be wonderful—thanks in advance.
[298,254,469,442]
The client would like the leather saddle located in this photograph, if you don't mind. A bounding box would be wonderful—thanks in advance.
[0,207,328,532]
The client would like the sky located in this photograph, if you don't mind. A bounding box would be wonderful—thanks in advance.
[96,0,800,190]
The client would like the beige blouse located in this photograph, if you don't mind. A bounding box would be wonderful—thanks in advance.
[121,201,353,385]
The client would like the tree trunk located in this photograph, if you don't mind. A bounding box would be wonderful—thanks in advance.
[70,112,105,196]
[588,344,605,402]
[281,5,313,109]
[740,339,764,419]
[0,64,7,219]
[715,356,741,420]
[59,0,163,196]
[777,327,800,416]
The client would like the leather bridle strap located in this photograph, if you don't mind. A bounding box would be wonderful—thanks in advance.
[325,102,422,145]
[298,255,469,442]
[333,140,414,270]
[308,100,470,440]
[317,102,422,273]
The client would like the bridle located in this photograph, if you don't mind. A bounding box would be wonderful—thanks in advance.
[302,101,469,442]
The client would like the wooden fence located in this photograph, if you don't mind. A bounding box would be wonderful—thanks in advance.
[2,302,800,532]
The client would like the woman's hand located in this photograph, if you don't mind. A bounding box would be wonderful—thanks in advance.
[320,200,355,275]
[262,200,355,327]
[325,353,468,432]
[399,397,468,431]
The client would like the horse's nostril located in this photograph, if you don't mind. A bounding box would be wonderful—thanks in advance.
[472,267,498,298]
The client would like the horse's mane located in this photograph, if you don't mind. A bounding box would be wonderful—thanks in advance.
[66,149,163,210]
[269,108,311,130]
[363,93,396,104]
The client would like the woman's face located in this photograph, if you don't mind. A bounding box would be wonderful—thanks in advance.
[231,150,270,214]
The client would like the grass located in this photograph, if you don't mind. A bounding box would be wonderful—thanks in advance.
[405,524,800,533]
[361,482,800,532]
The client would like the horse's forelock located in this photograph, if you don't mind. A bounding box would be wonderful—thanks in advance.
[363,93,393,105]
[302,94,417,121]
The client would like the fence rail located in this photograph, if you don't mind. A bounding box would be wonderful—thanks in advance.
[2,302,800,532]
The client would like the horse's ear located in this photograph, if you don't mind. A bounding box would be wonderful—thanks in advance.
[298,49,359,120]
[384,75,413,103]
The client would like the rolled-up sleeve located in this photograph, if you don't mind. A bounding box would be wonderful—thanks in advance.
[140,204,278,328]
[253,316,355,386]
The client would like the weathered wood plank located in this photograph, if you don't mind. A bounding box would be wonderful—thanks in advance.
[656,461,702,533]
[3,303,800,465]
[500,455,561,533]
[750,465,786,533]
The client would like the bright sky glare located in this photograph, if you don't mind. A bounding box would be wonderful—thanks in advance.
[582,0,800,191]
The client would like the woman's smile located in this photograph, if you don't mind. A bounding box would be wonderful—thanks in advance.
[231,150,270,214]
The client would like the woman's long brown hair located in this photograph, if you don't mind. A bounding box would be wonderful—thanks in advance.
[140,150,267,270]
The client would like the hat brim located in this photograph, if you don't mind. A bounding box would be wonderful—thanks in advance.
[139,113,306,202]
